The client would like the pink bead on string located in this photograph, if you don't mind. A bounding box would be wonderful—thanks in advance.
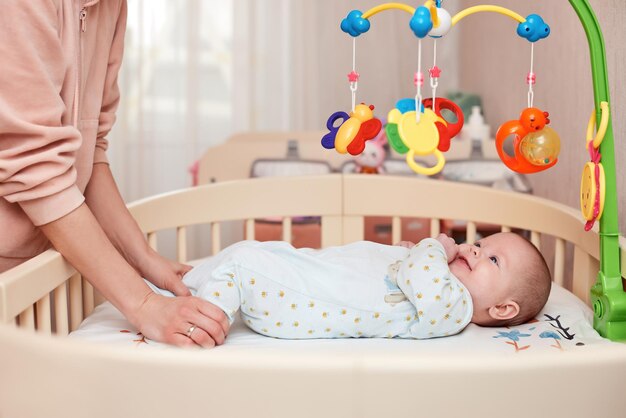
[526,72,536,85]
[414,71,424,87]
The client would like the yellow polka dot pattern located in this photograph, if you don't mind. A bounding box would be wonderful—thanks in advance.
[196,239,471,340]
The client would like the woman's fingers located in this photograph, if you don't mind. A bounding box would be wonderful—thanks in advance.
[170,333,197,348]
[169,277,192,297]
[196,299,230,336]
[175,297,228,345]
[134,293,229,348]
[186,325,217,348]
[179,263,193,275]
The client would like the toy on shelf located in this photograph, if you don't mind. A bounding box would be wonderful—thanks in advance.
[322,1,554,177]
[354,124,387,174]
[463,106,491,159]
[580,101,609,231]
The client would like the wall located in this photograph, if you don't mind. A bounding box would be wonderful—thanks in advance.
[458,0,625,236]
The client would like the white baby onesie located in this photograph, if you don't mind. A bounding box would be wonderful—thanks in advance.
[173,238,473,340]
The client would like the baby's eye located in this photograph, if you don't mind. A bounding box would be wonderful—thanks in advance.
[474,242,481,248]
[490,256,499,266]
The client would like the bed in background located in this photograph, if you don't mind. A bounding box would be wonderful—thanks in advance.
[194,130,486,249]
[195,130,472,184]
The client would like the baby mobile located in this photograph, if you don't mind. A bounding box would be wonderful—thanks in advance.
[321,1,558,177]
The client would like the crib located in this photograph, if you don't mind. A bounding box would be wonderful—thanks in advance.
[2,1,626,416]
[1,173,626,417]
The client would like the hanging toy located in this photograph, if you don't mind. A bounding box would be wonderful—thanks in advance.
[386,4,462,177]
[384,26,463,177]
[393,106,445,176]
[495,39,560,174]
[580,102,609,231]
[386,97,463,175]
[495,107,560,173]
[321,18,382,156]
[322,104,382,155]
[324,3,553,177]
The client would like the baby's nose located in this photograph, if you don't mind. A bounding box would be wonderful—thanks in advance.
[459,243,479,257]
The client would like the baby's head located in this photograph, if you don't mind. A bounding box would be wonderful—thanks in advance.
[448,232,551,327]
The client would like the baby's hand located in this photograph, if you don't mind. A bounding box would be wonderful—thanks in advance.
[435,234,458,264]
[394,241,416,249]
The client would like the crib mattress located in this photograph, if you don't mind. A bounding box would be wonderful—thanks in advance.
[70,283,618,354]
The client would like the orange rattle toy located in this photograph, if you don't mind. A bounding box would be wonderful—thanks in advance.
[495,107,561,174]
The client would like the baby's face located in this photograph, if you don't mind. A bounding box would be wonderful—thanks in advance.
[448,233,527,315]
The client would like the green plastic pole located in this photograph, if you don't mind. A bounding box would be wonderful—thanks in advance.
[569,0,625,341]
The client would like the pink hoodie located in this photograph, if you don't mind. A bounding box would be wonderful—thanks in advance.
[0,0,127,271]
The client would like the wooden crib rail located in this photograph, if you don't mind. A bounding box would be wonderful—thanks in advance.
[0,249,85,333]
[2,175,624,332]
[128,175,342,233]
[342,175,598,255]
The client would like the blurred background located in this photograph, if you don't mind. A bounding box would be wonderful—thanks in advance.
[106,0,625,240]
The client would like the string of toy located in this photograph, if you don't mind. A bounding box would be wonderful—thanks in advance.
[527,43,535,108]
[430,39,438,111]
[350,38,358,112]
[415,39,423,123]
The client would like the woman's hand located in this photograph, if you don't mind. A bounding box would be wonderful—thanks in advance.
[40,204,228,348]
[134,292,230,348]
[136,249,193,296]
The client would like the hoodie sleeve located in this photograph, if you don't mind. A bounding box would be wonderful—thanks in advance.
[94,0,127,165]
[0,0,84,226]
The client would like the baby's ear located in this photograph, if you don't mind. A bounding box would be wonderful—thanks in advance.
[488,300,520,321]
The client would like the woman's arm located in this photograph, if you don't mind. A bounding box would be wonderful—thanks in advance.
[0,1,226,347]
[84,1,191,297]
[85,163,193,296]
[40,203,229,347]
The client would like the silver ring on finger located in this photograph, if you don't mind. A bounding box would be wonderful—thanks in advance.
[186,324,197,338]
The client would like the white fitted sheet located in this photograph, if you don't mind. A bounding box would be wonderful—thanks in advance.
[70,283,617,355]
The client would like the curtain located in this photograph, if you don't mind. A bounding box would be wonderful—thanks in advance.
[108,0,234,202]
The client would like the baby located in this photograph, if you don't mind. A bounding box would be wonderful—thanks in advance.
[153,232,551,344]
